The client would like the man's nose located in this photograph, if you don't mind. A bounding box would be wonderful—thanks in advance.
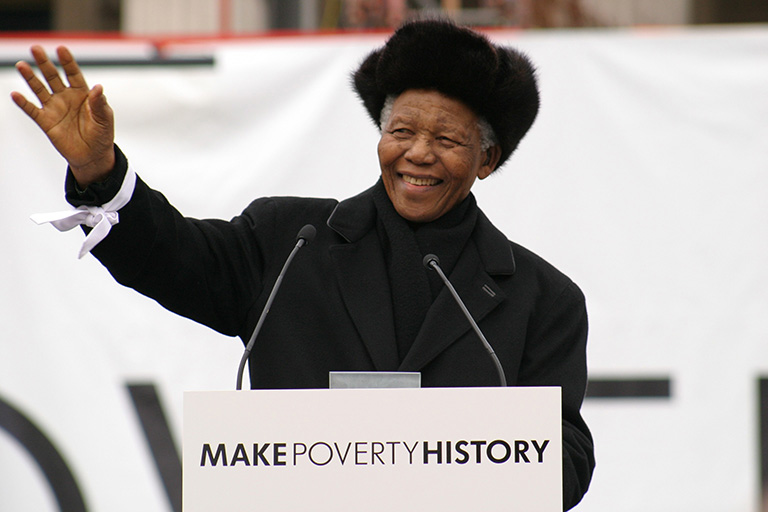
[405,136,437,165]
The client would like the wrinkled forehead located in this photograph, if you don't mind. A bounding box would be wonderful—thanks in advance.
[384,90,480,131]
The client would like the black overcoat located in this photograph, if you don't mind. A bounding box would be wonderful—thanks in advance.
[79,153,595,509]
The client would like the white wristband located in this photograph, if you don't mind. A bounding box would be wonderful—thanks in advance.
[31,166,137,259]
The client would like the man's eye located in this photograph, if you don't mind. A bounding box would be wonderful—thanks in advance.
[437,136,458,147]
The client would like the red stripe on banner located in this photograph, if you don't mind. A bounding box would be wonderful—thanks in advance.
[0,24,529,47]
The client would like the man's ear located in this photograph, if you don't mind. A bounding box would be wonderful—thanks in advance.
[478,145,502,179]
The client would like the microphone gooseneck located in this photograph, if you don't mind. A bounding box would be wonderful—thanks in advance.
[296,224,317,246]
[236,224,316,390]
[423,253,507,387]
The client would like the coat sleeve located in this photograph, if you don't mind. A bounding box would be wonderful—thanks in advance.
[517,281,595,511]
[71,148,278,337]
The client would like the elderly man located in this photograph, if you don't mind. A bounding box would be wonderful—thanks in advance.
[13,19,594,509]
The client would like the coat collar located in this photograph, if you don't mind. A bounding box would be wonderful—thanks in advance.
[326,182,516,373]
[326,183,378,243]
[328,183,516,275]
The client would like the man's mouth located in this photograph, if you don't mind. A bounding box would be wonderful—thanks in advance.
[401,174,441,186]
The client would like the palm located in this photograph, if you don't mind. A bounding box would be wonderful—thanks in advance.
[38,87,93,159]
[12,45,114,186]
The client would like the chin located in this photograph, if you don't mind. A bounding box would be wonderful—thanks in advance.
[395,205,439,223]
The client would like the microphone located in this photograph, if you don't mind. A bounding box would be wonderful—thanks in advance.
[423,254,507,387]
[236,224,317,390]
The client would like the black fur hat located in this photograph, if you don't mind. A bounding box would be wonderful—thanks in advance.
[352,19,540,170]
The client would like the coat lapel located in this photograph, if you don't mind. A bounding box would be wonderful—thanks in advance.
[398,239,505,372]
[326,186,516,375]
[399,211,516,373]
[327,186,400,371]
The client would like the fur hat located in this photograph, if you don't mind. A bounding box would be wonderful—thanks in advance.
[352,19,540,170]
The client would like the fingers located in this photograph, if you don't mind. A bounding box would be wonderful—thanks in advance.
[31,45,67,94]
[10,90,40,121]
[15,45,87,104]
[57,46,88,90]
[88,84,114,127]
[15,59,52,105]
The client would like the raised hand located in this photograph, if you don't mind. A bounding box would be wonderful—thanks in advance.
[11,45,115,187]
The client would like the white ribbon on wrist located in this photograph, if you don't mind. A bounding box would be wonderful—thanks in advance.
[31,166,137,259]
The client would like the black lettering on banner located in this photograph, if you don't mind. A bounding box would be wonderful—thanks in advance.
[0,393,89,512]
[423,441,442,464]
[759,377,768,512]
[470,440,486,463]
[127,383,181,512]
[532,440,549,463]
[134,377,676,511]
[3,375,689,512]
[515,440,530,463]
[274,443,287,466]
[372,442,385,465]
[253,443,271,466]
[386,441,400,464]
[355,442,368,465]
[309,442,333,466]
[293,443,307,464]
[487,440,511,464]
[132,378,675,512]
[586,378,671,399]
[0,378,677,512]
[334,442,351,465]
[200,443,227,466]
[230,443,250,466]
[404,441,418,464]
[455,440,470,464]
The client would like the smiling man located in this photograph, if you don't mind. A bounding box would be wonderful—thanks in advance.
[377,89,500,223]
[13,19,594,510]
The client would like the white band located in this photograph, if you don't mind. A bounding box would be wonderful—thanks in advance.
[31,166,137,259]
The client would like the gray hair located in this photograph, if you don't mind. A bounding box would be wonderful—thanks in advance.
[379,95,498,151]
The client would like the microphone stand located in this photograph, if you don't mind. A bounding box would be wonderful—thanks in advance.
[423,254,507,387]
[236,225,316,390]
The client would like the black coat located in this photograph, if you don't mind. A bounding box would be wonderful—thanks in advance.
[83,156,594,509]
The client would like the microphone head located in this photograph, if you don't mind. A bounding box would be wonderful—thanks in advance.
[297,224,317,245]
[422,253,440,270]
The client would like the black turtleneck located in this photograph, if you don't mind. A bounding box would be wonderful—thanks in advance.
[371,179,478,361]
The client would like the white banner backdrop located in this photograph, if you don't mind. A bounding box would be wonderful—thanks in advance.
[0,25,767,511]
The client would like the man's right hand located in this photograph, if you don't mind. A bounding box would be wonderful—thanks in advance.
[11,45,115,188]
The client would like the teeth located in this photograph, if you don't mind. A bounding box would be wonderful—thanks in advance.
[403,175,440,186]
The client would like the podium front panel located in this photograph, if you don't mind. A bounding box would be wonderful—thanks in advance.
[183,387,561,511]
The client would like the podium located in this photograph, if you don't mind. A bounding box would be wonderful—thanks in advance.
[183,386,562,511]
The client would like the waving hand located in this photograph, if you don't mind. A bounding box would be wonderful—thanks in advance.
[11,45,115,187]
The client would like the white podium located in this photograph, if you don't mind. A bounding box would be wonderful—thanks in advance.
[183,387,562,511]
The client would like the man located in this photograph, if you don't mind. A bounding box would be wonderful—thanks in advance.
[13,19,594,509]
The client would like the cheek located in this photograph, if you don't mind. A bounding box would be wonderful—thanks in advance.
[444,153,481,186]
[377,139,395,169]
